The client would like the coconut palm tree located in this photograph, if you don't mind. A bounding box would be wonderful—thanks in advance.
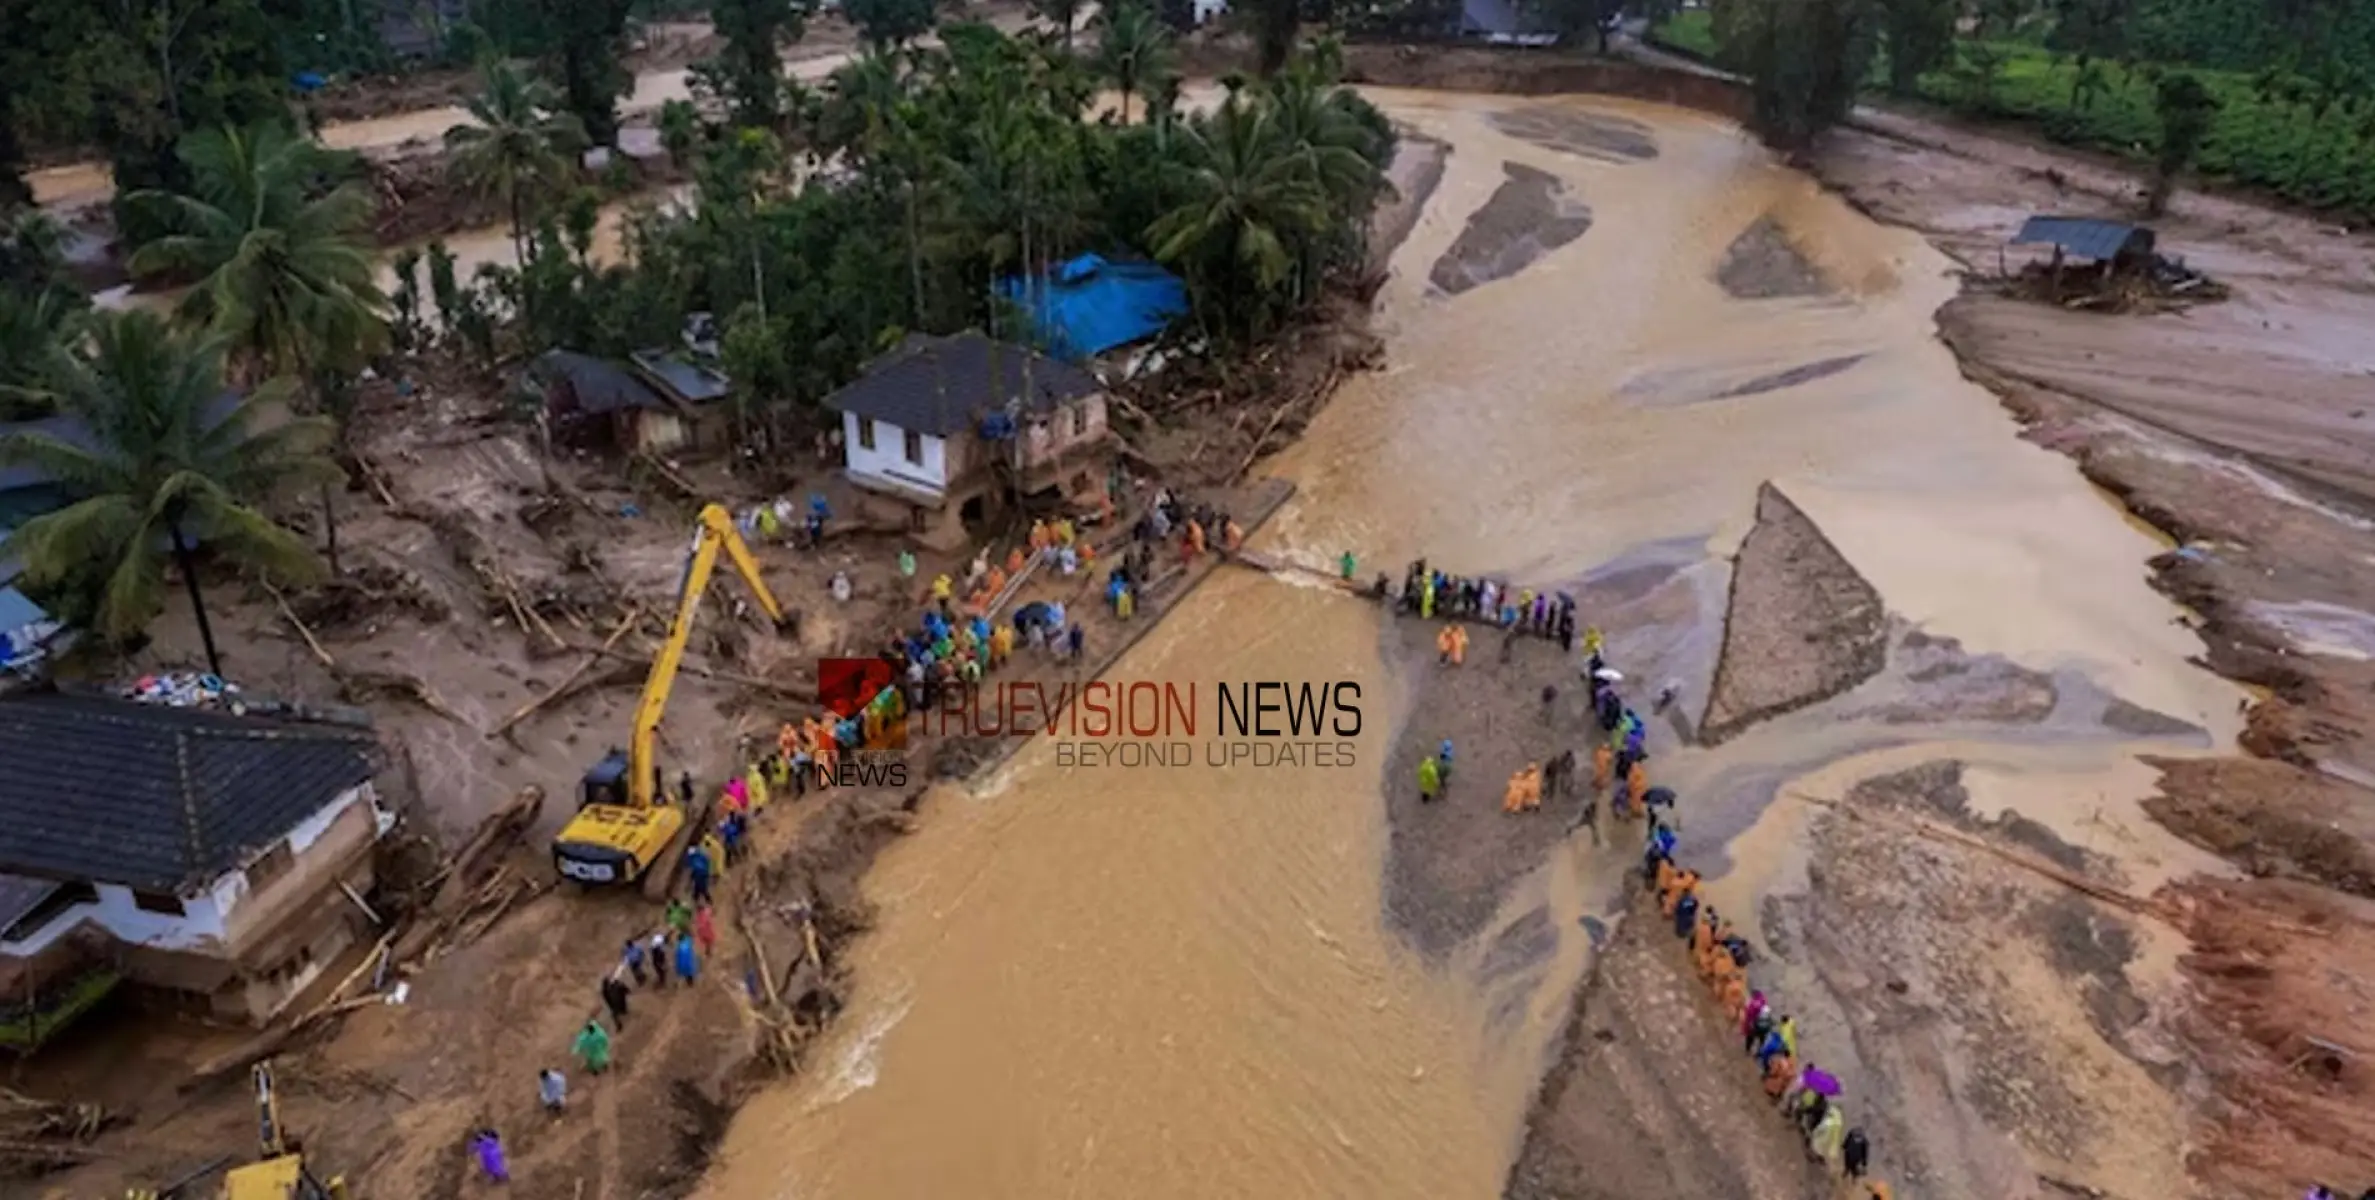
[0,312,339,677]
[445,58,588,267]
[1146,95,1331,335]
[127,121,390,574]
[126,123,389,382]
[1091,0,1179,124]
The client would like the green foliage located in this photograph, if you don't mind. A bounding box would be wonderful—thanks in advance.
[446,58,590,262]
[701,0,810,128]
[1647,9,1718,57]
[534,0,637,145]
[1091,0,1181,122]
[844,0,941,47]
[1909,42,2375,218]
[0,311,339,659]
[0,212,88,416]
[2148,69,2220,211]
[1878,0,1956,95]
[125,123,391,383]
[1712,0,1882,151]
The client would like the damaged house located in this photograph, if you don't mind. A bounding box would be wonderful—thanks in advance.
[0,692,390,1049]
[825,331,1117,549]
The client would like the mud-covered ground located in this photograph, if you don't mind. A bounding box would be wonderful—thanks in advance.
[1810,106,2375,1199]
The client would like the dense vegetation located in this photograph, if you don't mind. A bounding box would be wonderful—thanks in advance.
[1656,0,2375,216]
[0,6,1393,655]
[0,0,656,215]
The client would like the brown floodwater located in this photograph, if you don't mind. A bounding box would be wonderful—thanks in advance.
[693,90,2241,1199]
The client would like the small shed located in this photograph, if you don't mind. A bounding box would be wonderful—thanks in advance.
[998,254,1188,362]
[2011,216,2157,267]
[531,350,731,455]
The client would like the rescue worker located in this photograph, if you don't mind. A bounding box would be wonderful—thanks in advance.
[1420,573,1436,619]
[1714,959,1749,1021]
[1418,754,1442,803]
[1340,550,1358,581]
[1503,768,1529,814]
[1660,866,1701,918]
[1740,989,1768,1048]
[574,1019,612,1075]
[674,931,699,986]
[600,970,631,1030]
[694,902,718,958]
[1841,1127,1871,1182]
[1779,1014,1800,1060]
[1437,739,1455,784]
[1762,1050,1795,1100]
[1593,742,1614,792]
[1807,1102,1846,1167]
[1520,763,1542,810]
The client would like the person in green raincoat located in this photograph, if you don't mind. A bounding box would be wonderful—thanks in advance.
[666,898,693,936]
[1339,551,1357,581]
[898,550,917,579]
[574,1019,612,1074]
[1417,754,1442,803]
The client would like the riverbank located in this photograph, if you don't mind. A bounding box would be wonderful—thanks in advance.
[1805,90,2375,1200]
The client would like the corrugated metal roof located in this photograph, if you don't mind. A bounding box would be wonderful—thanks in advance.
[2011,216,2154,262]
[631,352,731,404]
[0,872,63,935]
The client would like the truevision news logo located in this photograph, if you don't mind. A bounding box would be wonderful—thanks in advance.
[818,658,1364,769]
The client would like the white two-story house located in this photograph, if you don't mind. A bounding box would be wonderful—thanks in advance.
[826,332,1116,548]
[0,690,391,1047]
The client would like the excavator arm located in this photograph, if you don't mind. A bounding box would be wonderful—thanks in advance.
[626,503,786,808]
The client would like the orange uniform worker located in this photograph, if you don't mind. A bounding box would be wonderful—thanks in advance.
[1593,743,1613,791]
[1660,868,1700,918]
[1437,624,1469,666]
[1762,1052,1795,1100]
[1625,758,1649,812]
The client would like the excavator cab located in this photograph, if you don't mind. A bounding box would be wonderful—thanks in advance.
[580,750,631,810]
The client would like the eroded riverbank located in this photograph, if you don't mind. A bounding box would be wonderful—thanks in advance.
[693,79,2258,1200]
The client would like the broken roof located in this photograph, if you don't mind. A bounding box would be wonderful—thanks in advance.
[822,332,1101,438]
[2011,216,2156,262]
[532,350,668,415]
[0,692,376,892]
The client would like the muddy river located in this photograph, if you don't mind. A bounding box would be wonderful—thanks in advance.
[677,90,2238,1199]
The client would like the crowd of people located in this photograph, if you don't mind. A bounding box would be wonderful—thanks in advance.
[1410,582,1896,1196]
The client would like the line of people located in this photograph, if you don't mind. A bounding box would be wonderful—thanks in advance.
[1398,559,1583,653]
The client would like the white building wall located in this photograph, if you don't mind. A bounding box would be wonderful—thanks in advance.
[0,783,374,958]
[841,411,949,496]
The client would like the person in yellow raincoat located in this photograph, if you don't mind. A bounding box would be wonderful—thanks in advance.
[1436,624,1468,665]
[1055,519,1075,547]
[931,574,953,602]
[990,624,1015,667]
[1116,587,1135,620]
[744,763,770,813]
[1029,520,1050,552]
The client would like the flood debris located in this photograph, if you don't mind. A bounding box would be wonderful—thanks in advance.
[1983,215,2228,313]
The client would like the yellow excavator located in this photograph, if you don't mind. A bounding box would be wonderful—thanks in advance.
[124,1063,344,1199]
[552,502,786,888]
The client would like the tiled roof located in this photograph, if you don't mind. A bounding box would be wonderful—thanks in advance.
[823,332,1100,437]
[0,692,376,892]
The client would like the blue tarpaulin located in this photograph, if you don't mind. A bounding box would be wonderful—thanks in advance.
[997,254,1187,362]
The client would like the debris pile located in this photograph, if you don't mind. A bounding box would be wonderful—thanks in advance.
[1988,252,2229,314]
[0,1087,122,1176]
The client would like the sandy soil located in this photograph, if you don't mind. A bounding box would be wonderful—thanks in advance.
[1715,217,1835,300]
[1427,162,1595,296]
[1762,762,2197,1200]
[1699,484,1886,744]
[1487,106,1660,163]
[1505,890,1834,1200]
